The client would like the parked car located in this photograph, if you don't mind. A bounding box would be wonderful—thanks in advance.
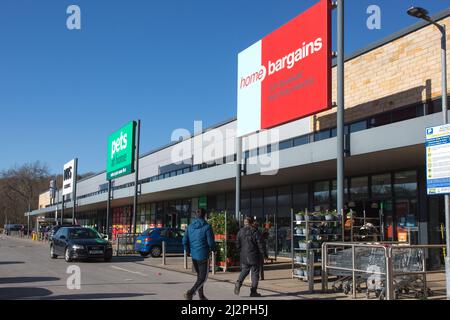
[134,227,185,257]
[50,226,112,262]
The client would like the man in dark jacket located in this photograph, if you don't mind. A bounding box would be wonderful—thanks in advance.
[182,208,215,300]
[234,216,265,297]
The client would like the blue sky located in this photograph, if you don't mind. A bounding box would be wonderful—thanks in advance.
[0,0,448,175]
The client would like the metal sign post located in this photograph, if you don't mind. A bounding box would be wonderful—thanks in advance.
[336,0,345,227]
[235,136,242,223]
[72,158,78,225]
[106,180,112,239]
[132,120,141,235]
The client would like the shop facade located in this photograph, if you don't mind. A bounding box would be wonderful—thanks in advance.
[30,9,450,269]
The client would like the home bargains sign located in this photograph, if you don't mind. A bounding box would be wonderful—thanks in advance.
[107,121,136,180]
[237,0,331,137]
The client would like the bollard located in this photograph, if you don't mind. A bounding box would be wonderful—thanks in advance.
[162,241,166,265]
[184,250,188,269]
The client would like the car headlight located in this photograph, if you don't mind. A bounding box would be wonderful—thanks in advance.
[72,244,85,250]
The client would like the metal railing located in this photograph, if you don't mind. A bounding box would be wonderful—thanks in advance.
[321,242,445,300]
[114,233,140,256]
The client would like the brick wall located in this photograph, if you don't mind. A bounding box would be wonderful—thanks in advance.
[313,16,450,131]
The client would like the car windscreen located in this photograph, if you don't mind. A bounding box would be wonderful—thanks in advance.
[142,229,155,236]
[68,228,101,239]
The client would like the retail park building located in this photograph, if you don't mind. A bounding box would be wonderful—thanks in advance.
[29,9,450,267]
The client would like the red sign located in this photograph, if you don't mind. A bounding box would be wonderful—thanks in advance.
[237,0,331,137]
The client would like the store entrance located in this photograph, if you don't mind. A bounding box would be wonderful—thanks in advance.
[345,200,385,242]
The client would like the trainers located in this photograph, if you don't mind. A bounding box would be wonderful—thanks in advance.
[250,288,262,298]
[234,282,241,295]
[184,291,193,300]
[198,288,208,300]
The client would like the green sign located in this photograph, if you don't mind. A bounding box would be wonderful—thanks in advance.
[106,121,136,180]
[199,196,207,209]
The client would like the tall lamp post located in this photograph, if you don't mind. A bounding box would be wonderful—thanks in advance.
[407,6,449,299]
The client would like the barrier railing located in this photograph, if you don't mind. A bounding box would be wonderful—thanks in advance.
[321,242,445,300]
[114,233,140,256]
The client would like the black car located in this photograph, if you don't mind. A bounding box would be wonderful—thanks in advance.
[50,227,113,262]
[48,224,80,241]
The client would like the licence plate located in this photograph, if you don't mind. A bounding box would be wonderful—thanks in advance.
[89,250,103,255]
[136,240,142,243]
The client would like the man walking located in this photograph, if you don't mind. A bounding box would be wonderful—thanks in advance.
[182,208,215,300]
[234,216,265,298]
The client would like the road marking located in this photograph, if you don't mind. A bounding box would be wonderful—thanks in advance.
[111,265,147,277]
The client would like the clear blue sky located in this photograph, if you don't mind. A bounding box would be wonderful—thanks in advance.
[0,0,448,175]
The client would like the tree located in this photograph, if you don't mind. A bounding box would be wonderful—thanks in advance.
[0,162,50,225]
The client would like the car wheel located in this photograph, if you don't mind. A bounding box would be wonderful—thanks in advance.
[139,251,150,257]
[64,248,73,262]
[150,246,162,257]
[104,251,113,262]
[50,245,58,259]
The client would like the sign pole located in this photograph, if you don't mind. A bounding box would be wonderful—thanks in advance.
[61,195,64,225]
[106,180,112,239]
[72,158,78,225]
[438,24,450,300]
[132,120,141,234]
[337,0,345,218]
[235,136,242,224]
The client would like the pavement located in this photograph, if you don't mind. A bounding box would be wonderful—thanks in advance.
[0,234,447,300]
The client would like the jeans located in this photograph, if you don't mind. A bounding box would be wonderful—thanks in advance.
[237,263,260,289]
[188,259,209,295]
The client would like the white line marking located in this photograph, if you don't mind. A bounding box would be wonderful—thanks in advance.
[111,265,147,276]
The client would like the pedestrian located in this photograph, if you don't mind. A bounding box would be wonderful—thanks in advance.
[182,208,215,300]
[234,216,265,297]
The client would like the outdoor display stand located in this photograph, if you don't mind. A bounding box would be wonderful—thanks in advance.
[209,211,240,272]
[291,209,343,292]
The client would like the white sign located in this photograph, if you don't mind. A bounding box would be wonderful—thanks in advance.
[63,159,76,196]
[426,124,450,195]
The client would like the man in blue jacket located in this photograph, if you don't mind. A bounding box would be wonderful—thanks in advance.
[182,208,215,300]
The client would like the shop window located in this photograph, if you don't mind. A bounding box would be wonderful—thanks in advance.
[331,127,337,137]
[216,194,226,211]
[278,139,293,150]
[372,174,392,200]
[350,176,369,201]
[293,135,309,146]
[314,130,331,142]
[277,186,291,209]
[241,191,251,216]
[226,192,235,214]
[293,184,308,212]
[251,189,263,219]
[394,171,417,198]
[331,179,349,208]
[349,120,367,133]
[314,181,330,211]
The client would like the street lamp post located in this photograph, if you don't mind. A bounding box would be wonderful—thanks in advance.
[407,6,449,299]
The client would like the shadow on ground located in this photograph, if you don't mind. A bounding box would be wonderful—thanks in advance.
[0,277,60,285]
[0,287,53,299]
[41,292,154,300]
[0,261,25,265]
